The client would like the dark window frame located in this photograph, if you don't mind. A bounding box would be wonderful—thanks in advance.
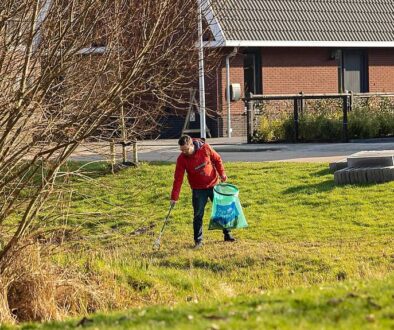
[243,48,262,96]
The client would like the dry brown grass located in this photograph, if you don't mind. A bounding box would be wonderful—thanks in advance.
[0,241,118,324]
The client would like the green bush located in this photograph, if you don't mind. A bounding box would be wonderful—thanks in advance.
[252,117,288,142]
[299,115,342,141]
[348,97,394,139]
[348,106,380,139]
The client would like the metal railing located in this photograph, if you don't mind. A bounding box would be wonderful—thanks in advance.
[244,92,394,143]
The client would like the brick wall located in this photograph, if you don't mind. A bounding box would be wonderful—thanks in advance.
[219,53,247,137]
[204,51,247,137]
[262,47,339,94]
[369,48,394,92]
[215,48,342,137]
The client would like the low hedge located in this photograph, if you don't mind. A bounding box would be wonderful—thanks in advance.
[253,97,394,142]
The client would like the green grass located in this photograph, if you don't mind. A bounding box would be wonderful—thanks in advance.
[5,275,394,329]
[4,162,394,328]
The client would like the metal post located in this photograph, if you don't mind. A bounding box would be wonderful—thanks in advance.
[350,91,354,112]
[122,146,127,164]
[300,92,304,116]
[33,0,52,52]
[342,95,349,143]
[246,100,254,144]
[197,0,206,139]
[225,48,238,139]
[226,55,232,138]
[120,103,128,164]
[110,140,115,173]
[293,98,299,142]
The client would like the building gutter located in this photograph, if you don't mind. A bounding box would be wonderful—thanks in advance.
[204,40,394,48]
[225,47,238,139]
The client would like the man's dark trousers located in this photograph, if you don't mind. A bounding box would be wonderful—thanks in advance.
[192,188,230,243]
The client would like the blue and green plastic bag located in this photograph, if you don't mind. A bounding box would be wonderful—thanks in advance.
[209,183,248,230]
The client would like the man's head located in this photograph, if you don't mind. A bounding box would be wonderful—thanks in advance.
[178,135,194,156]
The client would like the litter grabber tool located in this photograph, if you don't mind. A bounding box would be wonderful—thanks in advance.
[153,203,174,250]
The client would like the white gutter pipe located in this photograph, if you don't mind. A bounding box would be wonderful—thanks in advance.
[33,0,52,52]
[225,47,238,138]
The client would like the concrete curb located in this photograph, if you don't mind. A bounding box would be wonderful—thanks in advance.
[136,142,288,153]
[214,145,286,152]
[349,137,394,143]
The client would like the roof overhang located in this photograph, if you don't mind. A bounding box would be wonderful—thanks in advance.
[204,40,394,48]
[201,0,226,45]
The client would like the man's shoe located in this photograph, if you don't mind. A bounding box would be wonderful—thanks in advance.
[193,241,203,249]
[224,234,236,242]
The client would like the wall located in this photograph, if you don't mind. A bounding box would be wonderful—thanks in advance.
[369,48,394,92]
[215,48,340,137]
[262,47,339,94]
[219,52,246,137]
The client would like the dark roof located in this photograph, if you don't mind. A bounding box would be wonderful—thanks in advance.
[210,0,394,44]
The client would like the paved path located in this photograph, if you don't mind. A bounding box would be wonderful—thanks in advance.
[69,137,394,163]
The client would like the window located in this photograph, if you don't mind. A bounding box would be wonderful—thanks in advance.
[243,49,262,96]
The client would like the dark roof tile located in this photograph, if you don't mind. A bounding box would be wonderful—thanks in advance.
[211,0,394,42]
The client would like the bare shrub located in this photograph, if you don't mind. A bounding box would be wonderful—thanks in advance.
[0,0,215,266]
[0,0,220,322]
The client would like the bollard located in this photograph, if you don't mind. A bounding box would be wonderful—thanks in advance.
[110,140,115,173]
[133,141,138,165]
[122,142,127,164]
[342,95,349,143]
[293,98,299,142]
[246,100,254,144]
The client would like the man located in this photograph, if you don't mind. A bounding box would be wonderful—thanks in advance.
[170,135,235,249]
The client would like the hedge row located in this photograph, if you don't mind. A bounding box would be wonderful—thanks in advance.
[253,98,394,142]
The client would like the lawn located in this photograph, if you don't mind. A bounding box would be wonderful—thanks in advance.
[3,162,394,329]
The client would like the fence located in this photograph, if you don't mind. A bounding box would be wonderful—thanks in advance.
[244,92,394,143]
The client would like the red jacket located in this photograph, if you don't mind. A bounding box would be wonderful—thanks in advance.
[171,139,226,201]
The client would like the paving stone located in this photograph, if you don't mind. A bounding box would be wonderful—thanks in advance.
[334,169,345,184]
[366,168,377,183]
[334,166,394,185]
[356,168,367,184]
[329,159,348,172]
[334,169,343,184]
[378,168,385,182]
[347,151,394,168]
[360,168,368,183]
[349,168,357,184]
[383,167,394,181]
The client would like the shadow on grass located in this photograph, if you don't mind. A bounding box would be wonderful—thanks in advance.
[65,161,114,179]
[311,168,332,177]
[283,180,335,194]
[64,160,172,180]
[146,161,173,166]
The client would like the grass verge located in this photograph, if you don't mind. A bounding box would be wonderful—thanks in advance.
[1,161,393,327]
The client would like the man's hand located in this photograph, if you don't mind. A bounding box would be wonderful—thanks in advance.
[170,200,176,207]
[220,175,227,182]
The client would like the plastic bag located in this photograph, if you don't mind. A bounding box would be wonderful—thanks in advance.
[209,183,248,230]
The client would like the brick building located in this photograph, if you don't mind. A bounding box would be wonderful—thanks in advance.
[161,0,394,138]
